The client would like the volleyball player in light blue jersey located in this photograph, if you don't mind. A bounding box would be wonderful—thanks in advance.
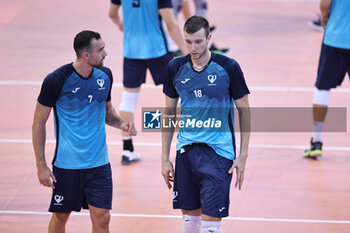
[162,16,250,233]
[32,30,136,233]
[322,0,350,49]
[114,0,169,58]
[304,0,350,159]
[109,0,187,165]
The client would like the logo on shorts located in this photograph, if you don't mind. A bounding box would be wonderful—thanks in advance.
[97,79,105,90]
[143,110,161,129]
[219,207,226,212]
[54,195,64,206]
[173,191,178,201]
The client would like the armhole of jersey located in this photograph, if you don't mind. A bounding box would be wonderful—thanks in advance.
[163,57,184,98]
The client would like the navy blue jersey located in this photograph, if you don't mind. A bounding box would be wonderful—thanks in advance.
[111,0,173,59]
[163,52,249,160]
[37,63,113,169]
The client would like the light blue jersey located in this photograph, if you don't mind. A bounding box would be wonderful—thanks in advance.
[164,52,250,160]
[38,64,113,169]
[323,0,350,49]
[111,0,173,59]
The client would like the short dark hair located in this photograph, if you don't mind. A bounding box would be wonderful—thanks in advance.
[183,16,210,37]
[73,30,101,57]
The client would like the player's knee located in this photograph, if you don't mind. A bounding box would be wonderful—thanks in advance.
[182,209,201,216]
[313,88,330,106]
[92,211,110,230]
[51,212,70,224]
[119,91,140,113]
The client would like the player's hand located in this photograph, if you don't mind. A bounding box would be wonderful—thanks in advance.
[228,155,247,190]
[37,165,56,189]
[121,122,137,136]
[161,160,174,189]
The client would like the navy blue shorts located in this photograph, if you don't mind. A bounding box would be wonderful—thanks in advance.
[49,163,113,213]
[123,52,173,88]
[173,143,233,218]
[315,44,350,90]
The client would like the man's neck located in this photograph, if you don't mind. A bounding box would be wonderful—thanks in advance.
[192,49,211,71]
[72,60,93,78]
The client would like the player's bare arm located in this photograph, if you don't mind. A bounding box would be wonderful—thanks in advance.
[159,8,188,55]
[161,96,179,189]
[109,3,123,32]
[320,0,332,27]
[229,94,251,190]
[105,101,137,136]
[32,102,56,189]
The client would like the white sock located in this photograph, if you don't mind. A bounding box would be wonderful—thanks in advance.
[183,215,201,233]
[313,121,324,142]
[201,220,222,233]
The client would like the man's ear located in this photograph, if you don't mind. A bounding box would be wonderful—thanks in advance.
[207,34,212,42]
[80,51,90,60]
[84,51,90,59]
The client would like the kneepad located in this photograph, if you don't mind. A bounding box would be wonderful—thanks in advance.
[118,91,140,113]
[313,88,330,106]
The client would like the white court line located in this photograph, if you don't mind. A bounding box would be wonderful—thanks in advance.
[1,80,350,92]
[0,210,349,224]
[1,139,350,151]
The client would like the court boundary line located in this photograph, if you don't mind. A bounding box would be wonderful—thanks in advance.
[1,80,350,92]
[0,210,349,224]
[1,139,350,151]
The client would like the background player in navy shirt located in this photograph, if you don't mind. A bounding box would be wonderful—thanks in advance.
[109,0,187,165]
[32,30,136,233]
[162,16,251,233]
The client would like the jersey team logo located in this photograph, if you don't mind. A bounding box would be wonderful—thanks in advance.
[143,110,161,129]
[97,79,106,90]
[208,74,217,86]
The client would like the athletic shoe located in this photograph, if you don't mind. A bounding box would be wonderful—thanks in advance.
[121,150,140,165]
[210,43,229,54]
[303,138,323,159]
[308,18,323,32]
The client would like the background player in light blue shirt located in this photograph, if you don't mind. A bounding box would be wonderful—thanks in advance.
[109,0,187,165]
[32,30,136,233]
[304,0,350,158]
[162,16,250,233]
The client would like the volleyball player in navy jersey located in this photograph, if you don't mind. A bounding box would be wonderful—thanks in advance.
[32,30,136,233]
[162,16,251,233]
